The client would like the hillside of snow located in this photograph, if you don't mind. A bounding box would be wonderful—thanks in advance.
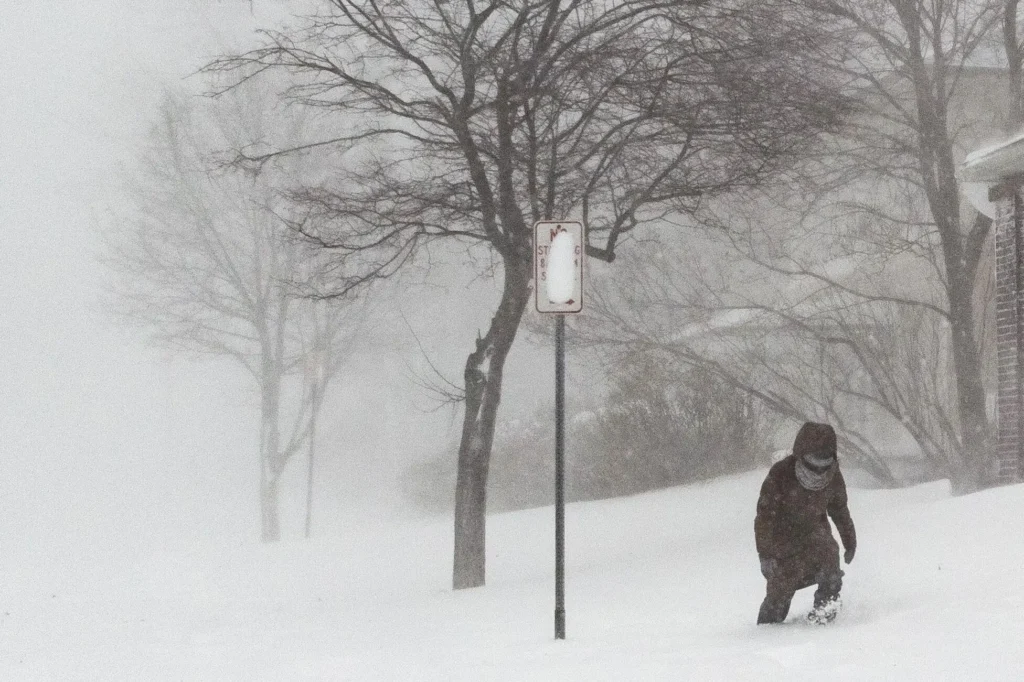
[3,470,1022,681]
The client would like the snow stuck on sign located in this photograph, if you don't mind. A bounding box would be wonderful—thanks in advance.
[546,230,577,304]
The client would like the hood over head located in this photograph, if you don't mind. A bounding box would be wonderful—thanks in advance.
[792,422,838,490]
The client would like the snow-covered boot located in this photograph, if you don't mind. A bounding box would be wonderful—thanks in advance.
[807,598,841,625]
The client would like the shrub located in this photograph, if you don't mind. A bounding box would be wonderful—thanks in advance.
[402,353,776,513]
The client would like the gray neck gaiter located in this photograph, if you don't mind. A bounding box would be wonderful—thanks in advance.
[795,456,836,491]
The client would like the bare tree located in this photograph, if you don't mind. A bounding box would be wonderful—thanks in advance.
[580,227,981,486]
[1006,0,1023,126]
[580,0,1019,492]
[203,0,848,588]
[101,86,359,541]
[783,0,1007,492]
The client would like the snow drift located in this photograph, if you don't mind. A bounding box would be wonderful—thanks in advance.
[2,470,1022,680]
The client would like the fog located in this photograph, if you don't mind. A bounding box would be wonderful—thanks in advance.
[0,1,556,572]
[6,2,1024,678]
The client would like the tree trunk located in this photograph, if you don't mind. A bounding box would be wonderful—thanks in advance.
[261,467,281,542]
[948,302,990,494]
[944,243,991,494]
[304,382,320,539]
[1005,0,1023,130]
[260,365,283,542]
[452,261,532,589]
[916,87,991,493]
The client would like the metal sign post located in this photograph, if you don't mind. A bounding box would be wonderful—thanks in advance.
[554,312,566,640]
[534,220,584,641]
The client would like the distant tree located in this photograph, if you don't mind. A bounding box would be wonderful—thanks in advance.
[101,86,359,541]
[204,0,850,588]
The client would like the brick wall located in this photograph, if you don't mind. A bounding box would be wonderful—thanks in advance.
[995,191,1024,483]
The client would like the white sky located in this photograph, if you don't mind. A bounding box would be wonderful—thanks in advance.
[0,1,564,570]
[0,1,279,561]
[0,2,385,561]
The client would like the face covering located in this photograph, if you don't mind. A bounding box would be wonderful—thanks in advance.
[795,450,836,490]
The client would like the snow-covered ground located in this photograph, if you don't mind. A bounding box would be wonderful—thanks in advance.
[6,3,1017,679]
[3,471,1022,681]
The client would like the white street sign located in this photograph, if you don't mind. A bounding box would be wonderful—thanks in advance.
[535,221,584,313]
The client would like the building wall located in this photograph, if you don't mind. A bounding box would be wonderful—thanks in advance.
[994,193,1024,483]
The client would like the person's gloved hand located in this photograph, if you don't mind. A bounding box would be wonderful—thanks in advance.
[844,546,855,564]
[760,557,778,579]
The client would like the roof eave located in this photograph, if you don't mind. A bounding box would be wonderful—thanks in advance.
[961,136,1024,183]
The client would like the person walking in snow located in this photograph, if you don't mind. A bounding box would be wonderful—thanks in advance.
[754,421,856,625]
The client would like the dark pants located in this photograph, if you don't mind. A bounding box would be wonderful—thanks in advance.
[757,537,843,624]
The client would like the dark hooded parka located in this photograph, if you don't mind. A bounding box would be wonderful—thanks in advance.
[754,422,856,624]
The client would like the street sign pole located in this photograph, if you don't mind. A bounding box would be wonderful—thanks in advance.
[534,219,583,642]
[554,313,566,640]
